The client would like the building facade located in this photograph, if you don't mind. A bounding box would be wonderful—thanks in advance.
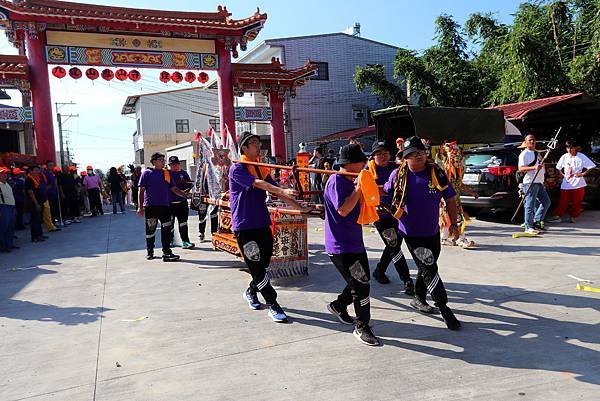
[235,33,399,156]
[121,87,219,166]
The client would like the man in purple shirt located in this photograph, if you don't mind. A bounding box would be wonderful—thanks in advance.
[137,152,188,262]
[383,136,461,330]
[368,140,414,296]
[230,131,304,323]
[324,144,380,346]
[168,156,194,249]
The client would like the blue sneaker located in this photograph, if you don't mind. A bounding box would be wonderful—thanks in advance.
[243,289,262,310]
[268,304,288,323]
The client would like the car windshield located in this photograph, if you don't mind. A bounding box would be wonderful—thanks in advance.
[464,153,503,167]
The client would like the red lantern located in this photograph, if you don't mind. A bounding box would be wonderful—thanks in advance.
[68,67,82,79]
[171,71,183,83]
[128,69,141,81]
[85,68,99,80]
[115,69,128,81]
[101,69,114,81]
[159,71,171,83]
[184,71,196,83]
[198,72,209,83]
[52,66,66,79]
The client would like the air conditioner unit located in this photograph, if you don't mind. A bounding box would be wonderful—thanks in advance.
[353,110,364,120]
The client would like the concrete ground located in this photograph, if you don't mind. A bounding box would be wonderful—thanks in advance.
[1,208,599,401]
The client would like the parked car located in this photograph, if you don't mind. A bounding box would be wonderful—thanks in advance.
[459,142,600,214]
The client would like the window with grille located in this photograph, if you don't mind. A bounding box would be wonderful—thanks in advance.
[310,62,329,81]
[175,119,189,133]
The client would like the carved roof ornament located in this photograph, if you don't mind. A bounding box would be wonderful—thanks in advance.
[0,1,267,34]
[232,59,318,96]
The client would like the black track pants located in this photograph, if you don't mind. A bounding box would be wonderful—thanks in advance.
[235,227,277,305]
[145,205,173,254]
[329,252,371,328]
[404,233,448,307]
[170,201,190,243]
[374,217,411,282]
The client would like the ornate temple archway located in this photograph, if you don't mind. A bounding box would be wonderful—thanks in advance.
[0,0,267,162]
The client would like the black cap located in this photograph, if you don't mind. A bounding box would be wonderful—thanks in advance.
[150,152,165,162]
[371,140,393,154]
[168,155,180,165]
[402,136,427,159]
[338,144,367,165]
[237,131,260,152]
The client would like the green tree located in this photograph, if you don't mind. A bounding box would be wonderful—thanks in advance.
[353,64,407,107]
[355,1,600,107]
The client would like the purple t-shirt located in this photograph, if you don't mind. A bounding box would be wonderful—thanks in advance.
[168,170,192,203]
[324,174,364,254]
[229,163,275,231]
[43,170,57,195]
[384,167,456,237]
[139,168,173,207]
[371,163,397,208]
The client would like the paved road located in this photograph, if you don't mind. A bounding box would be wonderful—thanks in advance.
[1,209,599,401]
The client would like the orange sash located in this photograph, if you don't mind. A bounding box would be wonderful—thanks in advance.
[241,155,272,180]
[357,170,380,225]
[366,160,378,180]
[28,174,41,189]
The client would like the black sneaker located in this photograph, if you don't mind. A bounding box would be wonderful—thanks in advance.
[440,305,461,330]
[410,298,434,314]
[353,325,381,346]
[146,250,154,260]
[403,280,415,296]
[533,221,547,231]
[162,253,180,262]
[327,302,355,325]
[372,267,390,284]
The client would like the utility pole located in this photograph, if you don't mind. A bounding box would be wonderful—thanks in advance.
[55,102,77,166]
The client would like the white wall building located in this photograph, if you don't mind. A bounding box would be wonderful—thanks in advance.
[121,87,219,166]
[235,32,399,156]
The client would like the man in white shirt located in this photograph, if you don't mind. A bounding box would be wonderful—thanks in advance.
[0,167,18,252]
[547,140,597,223]
[518,134,551,234]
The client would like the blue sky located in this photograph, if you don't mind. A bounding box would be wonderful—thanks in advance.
[1,0,523,170]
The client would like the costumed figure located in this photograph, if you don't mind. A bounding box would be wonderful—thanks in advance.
[439,141,478,248]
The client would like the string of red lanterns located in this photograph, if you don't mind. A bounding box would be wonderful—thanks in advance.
[51,67,211,84]
[158,71,209,83]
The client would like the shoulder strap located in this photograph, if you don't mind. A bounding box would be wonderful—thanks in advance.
[527,151,538,167]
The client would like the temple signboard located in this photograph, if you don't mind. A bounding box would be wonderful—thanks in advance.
[234,106,272,121]
[45,31,219,69]
[0,107,33,123]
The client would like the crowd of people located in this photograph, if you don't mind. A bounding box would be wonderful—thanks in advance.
[1,131,595,347]
[227,131,596,346]
[0,161,145,251]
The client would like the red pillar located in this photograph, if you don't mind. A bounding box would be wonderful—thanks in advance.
[26,30,56,163]
[269,92,286,161]
[216,41,236,145]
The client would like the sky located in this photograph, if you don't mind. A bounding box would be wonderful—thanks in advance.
[1,0,524,171]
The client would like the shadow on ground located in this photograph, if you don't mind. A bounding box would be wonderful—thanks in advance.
[288,259,600,385]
